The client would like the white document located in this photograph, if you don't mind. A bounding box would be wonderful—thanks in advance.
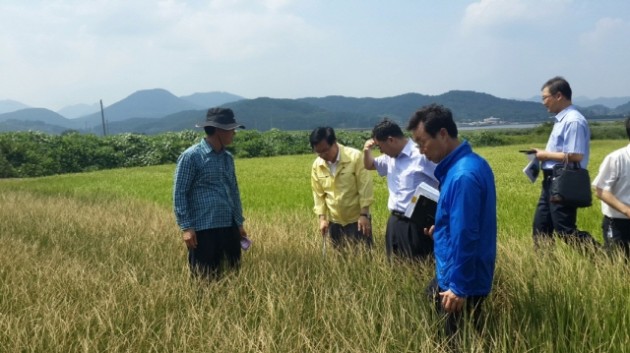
[522,153,540,183]
[404,182,440,218]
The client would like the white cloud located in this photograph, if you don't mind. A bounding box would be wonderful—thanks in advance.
[461,0,570,31]
[0,0,322,108]
[161,5,317,61]
[1,1,629,108]
[580,17,630,50]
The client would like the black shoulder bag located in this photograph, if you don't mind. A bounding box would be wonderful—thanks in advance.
[549,156,592,208]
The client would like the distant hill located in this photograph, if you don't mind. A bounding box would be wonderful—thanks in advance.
[573,96,630,109]
[105,111,203,135]
[612,101,630,115]
[0,100,30,114]
[140,91,629,134]
[57,103,100,119]
[223,97,381,131]
[0,119,70,134]
[114,97,383,135]
[300,91,548,123]
[0,108,77,130]
[2,90,628,135]
[179,92,244,108]
[73,88,202,128]
[580,104,611,116]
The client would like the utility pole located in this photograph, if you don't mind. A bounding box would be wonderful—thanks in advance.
[99,99,107,136]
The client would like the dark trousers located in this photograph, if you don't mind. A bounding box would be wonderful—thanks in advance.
[603,216,630,258]
[385,213,433,261]
[188,226,241,281]
[426,278,486,341]
[533,171,598,248]
[329,221,373,249]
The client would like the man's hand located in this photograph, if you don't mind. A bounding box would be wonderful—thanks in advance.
[532,148,546,161]
[363,139,377,170]
[182,229,197,249]
[357,215,371,236]
[424,225,434,240]
[363,138,376,152]
[439,289,465,313]
[319,218,329,236]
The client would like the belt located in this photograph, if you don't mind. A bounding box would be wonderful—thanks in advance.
[391,210,411,221]
[605,215,630,222]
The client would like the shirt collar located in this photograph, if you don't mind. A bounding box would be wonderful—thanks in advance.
[201,138,228,155]
[397,139,414,158]
[326,144,342,166]
[554,105,576,122]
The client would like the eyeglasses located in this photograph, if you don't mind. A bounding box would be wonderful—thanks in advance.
[314,144,332,157]
[541,94,554,101]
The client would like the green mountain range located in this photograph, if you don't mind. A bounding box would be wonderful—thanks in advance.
[1,89,628,135]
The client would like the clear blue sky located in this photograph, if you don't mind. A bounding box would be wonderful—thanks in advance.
[1,0,629,110]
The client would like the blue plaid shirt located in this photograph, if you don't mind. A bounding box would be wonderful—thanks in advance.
[173,138,244,231]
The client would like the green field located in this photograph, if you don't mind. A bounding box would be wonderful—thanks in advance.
[1,140,629,352]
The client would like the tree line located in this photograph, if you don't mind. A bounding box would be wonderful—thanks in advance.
[0,121,626,178]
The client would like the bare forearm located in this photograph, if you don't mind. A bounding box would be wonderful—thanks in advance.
[597,188,630,218]
[363,139,376,170]
[534,149,583,163]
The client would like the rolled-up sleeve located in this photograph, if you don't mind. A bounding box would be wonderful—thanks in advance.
[373,155,388,177]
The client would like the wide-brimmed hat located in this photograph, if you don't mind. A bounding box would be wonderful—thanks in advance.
[196,108,245,130]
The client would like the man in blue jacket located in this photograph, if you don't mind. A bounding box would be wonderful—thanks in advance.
[408,104,497,340]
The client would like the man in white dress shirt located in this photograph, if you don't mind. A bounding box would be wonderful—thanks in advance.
[363,118,439,261]
[592,116,630,258]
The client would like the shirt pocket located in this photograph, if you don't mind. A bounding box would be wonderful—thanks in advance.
[335,170,356,192]
[197,164,225,187]
[316,173,333,189]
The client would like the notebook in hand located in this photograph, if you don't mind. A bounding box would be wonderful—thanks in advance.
[404,182,439,229]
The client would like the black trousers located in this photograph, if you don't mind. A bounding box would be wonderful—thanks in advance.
[532,171,598,248]
[329,221,373,249]
[188,226,241,281]
[385,213,433,261]
[426,277,486,339]
[602,216,630,258]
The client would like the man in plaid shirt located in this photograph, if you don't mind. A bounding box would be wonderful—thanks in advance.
[173,107,249,280]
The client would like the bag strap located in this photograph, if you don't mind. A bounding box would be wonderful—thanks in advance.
[562,153,581,169]
[562,153,569,166]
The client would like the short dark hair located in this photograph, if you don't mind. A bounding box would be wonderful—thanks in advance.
[625,116,630,141]
[203,126,216,136]
[371,118,404,141]
[407,104,458,138]
[542,76,572,100]
[309,127,336,149]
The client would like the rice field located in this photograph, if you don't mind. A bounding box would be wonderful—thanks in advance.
[0,140,628,352]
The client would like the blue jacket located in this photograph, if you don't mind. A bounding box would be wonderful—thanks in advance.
[433,141,497,297]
